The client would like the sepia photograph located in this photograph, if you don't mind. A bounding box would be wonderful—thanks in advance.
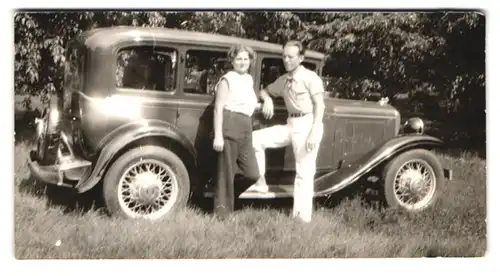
[12,9,486,260]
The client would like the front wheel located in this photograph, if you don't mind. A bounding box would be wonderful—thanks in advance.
[103,145,190,220]
[381,149,444,212]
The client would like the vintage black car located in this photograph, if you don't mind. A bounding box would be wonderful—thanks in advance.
[28,26,452,220]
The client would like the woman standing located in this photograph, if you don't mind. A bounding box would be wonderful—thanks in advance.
[212,44,261,219]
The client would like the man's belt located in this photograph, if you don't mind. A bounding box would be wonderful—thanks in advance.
[288,111,310,118]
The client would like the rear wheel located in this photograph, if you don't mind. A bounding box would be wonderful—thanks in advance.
[381,149,444,212]
[103,145,190,220]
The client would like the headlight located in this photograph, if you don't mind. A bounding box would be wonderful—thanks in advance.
[403,117,425,135]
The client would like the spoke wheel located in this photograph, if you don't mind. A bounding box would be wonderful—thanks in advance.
[103,145,190,220]
[393,159,437,210]
[382,149,444,212]
[117,159,179,219]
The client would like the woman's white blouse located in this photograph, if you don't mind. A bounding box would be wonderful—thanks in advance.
[218,71,258,116]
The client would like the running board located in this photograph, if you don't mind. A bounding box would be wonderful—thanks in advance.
[203,185,295,199]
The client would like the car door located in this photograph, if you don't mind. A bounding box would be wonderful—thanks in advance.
[174,47,230,181]
[253,56,296,174]
[108,43,180,140]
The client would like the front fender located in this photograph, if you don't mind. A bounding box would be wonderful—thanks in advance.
[75,119,196,193]
[314,134,443,196]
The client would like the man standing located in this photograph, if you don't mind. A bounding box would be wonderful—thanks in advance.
[250,40,325,223]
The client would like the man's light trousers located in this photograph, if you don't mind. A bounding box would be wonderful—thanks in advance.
[253,114,323,222]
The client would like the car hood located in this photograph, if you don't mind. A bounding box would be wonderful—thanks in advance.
[324,98,400,118]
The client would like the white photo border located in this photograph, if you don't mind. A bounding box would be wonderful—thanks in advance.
[2,1,496,275]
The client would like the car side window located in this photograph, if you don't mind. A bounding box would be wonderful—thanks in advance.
[260,59,317,89]
[116,45,178,93]
[260,58,286,90]
[183,49,229,96]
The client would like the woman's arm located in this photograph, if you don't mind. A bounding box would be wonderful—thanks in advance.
[213,78,230,141]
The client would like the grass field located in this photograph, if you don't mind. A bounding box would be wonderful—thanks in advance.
[13,97,487,259]
[14,142,486,259]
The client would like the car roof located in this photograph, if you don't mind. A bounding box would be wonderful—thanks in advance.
[81,26,325,61]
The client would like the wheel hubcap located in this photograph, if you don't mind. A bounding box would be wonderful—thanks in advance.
[118,159,178,219]
[133,172,162,205]
[393,159,436,210]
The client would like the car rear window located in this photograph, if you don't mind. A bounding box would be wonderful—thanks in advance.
[116,45,178,93]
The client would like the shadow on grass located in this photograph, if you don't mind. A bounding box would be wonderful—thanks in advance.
[188,179,385,218]
[315,179,388,217]
[188,195,295,217]
[17,174,107,216]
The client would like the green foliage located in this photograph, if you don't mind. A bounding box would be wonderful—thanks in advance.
[14,11,485,149]
[14,11,191,100]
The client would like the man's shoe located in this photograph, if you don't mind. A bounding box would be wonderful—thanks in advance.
[247,183,269,193]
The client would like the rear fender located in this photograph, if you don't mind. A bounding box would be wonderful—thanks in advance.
[314,134,443,196]
[75,119,196,193]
